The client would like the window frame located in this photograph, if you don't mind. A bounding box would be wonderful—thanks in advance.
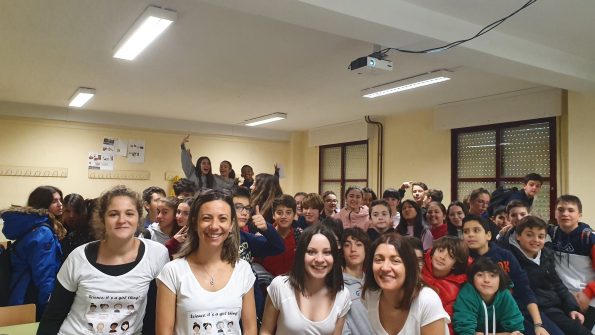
[319,140,368,208]
[451,117,557,219]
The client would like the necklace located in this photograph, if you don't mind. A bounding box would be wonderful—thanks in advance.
[201,265,215,287]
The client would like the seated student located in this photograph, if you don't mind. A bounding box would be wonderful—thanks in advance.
[141,186,165,228]
[395,199,433,251]
[321,190,339,219]
[421,236,470,335]
[446,201,468,239]
[453,257,524,335]
[403,236,425,272]
[300,193,324,227]
[382,188,402,228]
[507,216,590,335]
[507,173,543,211]
[293,192,307,221]
[362,187,377,208]
[362,233,450,335]
[333,186,371,231]
[342,228,374,334]
[240,164,255,189]
[172,177,197,198]
[148,196,181,245]
[233,187,285,321]
[258,195,302,277]
[164,197,192,259]
[366,199,395,242]
[461,215,548,335]
[548,195,595,331]
[426,201,448,240]
[491,206,509,231]
[497,200,530,243]
[467,188,500,241]
[260,225,351,335]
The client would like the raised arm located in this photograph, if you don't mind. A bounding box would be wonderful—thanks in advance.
[180,135,195,178]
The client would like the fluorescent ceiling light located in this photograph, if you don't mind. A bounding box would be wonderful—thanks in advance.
[245,113,287,126]
[362,70,452,99]
[68,87,96,108]
[113,6,177,61]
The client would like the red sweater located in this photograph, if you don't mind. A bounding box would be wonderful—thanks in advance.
[430,223,448,240]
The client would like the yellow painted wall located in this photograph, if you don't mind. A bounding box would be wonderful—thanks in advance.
[0,117,293,209]
[566,91,595,222]
[382,109,452,203]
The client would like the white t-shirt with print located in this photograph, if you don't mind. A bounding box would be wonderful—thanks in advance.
[363,286,449,335]
[157,258,255,335]
[57,239,169,335]
[267,275,351,335]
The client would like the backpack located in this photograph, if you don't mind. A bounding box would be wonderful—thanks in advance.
[0,223,52,306]
[487,186,518,217]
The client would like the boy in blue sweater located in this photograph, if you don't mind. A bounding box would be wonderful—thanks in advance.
[462,215,549,335]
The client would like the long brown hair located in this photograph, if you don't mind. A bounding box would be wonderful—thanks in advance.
[250,173,283,223]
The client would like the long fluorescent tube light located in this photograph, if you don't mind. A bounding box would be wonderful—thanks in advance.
[362,70,452,99]
[113,6,177,61]
[245,113,287,126]
[68,87,96,108]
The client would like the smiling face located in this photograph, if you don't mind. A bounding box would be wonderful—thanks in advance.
[156,202,176,229]
[295,194,305,215]
[555,201,581,233]
[241,166,254,181]
[411,185,425,204]
[199,158,211,175]
[104,196,139,241]
[346,189,363,211]
[372,243,406,292]
[426,203,445,228]
[197,200,232,248]
[324,193,338,213]
[401,202,418,222]
[371,204,391,231]
[302,206,321,225]
[304,233,334,280]
[431,247,456,278]
[447,205,465,228]
[176,202,191,226]
[508,206,529,227]
[48,192,63,217]
[343,236,365,268]
[516,227,546,258]
[273,205,294,229]
[473,271,500,303]
[233,196,251,228]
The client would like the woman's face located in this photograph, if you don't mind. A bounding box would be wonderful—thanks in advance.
[401,202,418,221]
[324,194,338,213]
[370,204,391,231]
[156,203,176,228]
[469,193,490,216]
[219,161,231,177]
[176,202,191,226]
[426,203,445,228]
[346,189,363,211]
[200,158,211,175]
[48,192,63,217]
[62,205,82,229]
[372,243,406,292]
[304,233,334,280]
[197,200,232,248]
[104,196,139,240]
[448,205,465,228]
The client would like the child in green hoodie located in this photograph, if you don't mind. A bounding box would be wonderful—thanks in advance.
[453,257,524,335]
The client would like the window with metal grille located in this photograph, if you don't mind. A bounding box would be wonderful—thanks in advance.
[451,117,556,220]
[319,141,368,206]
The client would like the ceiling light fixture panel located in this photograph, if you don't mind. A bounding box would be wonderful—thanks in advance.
[244,113,287,126]
[68,87,96,108]
[362,70,452,99]
[113,6,177,61]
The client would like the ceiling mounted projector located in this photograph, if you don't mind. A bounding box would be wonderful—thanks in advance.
[349,56,393,75]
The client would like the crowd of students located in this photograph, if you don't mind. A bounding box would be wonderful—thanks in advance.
[1,139,595,335]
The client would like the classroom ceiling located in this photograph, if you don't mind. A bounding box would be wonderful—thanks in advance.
[0,0,594,132]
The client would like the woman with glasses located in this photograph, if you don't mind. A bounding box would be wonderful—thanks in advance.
[321,191,339,219]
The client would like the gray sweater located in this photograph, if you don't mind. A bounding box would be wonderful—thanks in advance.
[342,272,374,335]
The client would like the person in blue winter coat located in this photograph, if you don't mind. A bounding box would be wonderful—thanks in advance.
[1,205,63,319]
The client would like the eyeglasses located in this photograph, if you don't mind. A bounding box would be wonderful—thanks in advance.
[234,204,253,213]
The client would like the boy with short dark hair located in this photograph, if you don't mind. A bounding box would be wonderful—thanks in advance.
[549,194,595,331]
[240,165,254,189]
[462,215,549,335]
[508,173,543,210]
[382,188,402,228]
[172,178,196,198]
[141,186,166,228]
[496,200,530,245]
[507,216,590,335]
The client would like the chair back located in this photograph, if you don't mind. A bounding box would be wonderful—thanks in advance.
[0,303,36,326]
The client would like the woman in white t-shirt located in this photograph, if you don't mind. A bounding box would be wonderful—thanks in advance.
[260,224,351,335]
[37,185,170,335]
[362,232,449,335]
[156,190,257,335]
